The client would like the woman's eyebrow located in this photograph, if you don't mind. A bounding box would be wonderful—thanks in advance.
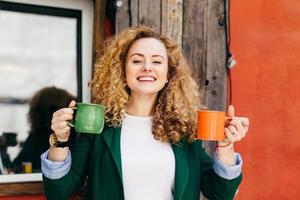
[129,53,165,59]
[129,53,144,58]
[152,55,165,59]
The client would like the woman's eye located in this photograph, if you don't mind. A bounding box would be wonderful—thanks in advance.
[132,60,142,64]
[153,61,162,64]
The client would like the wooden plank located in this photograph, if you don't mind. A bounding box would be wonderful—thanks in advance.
[115,0,130,33]
[92,0,106,63]
[0,181,86,198]
[182,0,207,96]
[205,0,227,111]
[138,0,161,32]
[0,182,43,196]
[161,0,183,46]
[130,0,139,26]
[201,3,228,198]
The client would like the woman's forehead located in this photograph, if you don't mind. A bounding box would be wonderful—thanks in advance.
[127,38,167,57]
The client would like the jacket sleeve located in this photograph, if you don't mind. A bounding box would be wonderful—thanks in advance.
[197,141,243,200]
[43,133,95,200]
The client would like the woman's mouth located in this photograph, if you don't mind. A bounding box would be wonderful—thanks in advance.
[136,76,157,82]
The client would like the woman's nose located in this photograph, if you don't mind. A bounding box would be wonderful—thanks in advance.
[143,64,152,71]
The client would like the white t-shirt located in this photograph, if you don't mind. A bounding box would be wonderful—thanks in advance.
[120,113,175,200]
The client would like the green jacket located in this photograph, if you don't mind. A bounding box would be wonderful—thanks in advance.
[43,126,242,200]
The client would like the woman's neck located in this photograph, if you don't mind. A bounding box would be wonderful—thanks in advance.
[126,93,157,116]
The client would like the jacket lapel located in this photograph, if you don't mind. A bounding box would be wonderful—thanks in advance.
[102,126,123,179]
[172,143,190,200]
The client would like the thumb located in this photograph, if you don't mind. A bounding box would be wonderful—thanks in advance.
[227,105,235,117]
[68,100,76,108]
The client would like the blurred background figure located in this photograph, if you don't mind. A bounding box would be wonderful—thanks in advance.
[12,86,75,173]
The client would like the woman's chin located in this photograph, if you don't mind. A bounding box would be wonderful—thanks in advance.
[130,89,160,97]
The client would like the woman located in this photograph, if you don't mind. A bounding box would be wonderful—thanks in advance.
[41,26,249,200]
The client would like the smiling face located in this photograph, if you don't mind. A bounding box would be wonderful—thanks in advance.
[125,37,168,97]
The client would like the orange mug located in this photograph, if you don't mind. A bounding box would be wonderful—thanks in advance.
[197,110,230,141]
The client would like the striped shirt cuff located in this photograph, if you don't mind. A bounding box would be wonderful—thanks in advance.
[40,149,71,180]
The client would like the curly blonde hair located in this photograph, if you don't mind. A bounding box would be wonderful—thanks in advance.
[91,26,202,143]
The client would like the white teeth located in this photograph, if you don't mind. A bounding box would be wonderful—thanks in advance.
[137,76,155,81]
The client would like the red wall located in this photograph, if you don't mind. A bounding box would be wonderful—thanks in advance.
[231,1,300,199]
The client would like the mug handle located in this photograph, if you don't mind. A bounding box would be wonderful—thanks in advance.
[98,117,105,133]
[67,107,77,128]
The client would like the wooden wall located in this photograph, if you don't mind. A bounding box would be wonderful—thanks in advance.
[114,0,228,111]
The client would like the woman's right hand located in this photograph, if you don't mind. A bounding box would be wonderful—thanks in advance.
[51,100,76,142]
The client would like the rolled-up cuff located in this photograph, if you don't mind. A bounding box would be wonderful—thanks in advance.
[41,149,71,180]
[213,153,242,180]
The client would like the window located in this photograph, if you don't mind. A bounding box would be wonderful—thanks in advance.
[0,0,93,182]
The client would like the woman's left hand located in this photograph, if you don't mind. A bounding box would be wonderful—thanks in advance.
[221,105,249,145]
[216,105,249,165]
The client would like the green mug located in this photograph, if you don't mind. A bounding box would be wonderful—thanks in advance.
[68,103,105,134]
